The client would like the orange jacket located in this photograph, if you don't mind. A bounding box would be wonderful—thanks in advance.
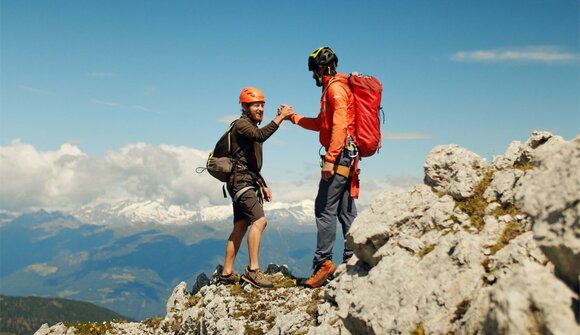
[290,73,355,163]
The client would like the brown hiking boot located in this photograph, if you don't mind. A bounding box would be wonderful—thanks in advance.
[304,260,337,288]
[241,267,273,289]
[219,271,241,285]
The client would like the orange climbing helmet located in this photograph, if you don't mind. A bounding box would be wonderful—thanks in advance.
[239,87,265,104]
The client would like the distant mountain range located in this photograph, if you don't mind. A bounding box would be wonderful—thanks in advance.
[71,198,316,226]
[0,199,344,320]
[0,295,131,335]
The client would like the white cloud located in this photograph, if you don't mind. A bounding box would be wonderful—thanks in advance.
[383,132,433,140]
[17,85,54,96]
[0,140,224,212]
[90,99,121,107]
[0,140,420,213]
[111,273,136,282]
[451,46,580,63]
[58,290,80,298]
[25,263,58,276]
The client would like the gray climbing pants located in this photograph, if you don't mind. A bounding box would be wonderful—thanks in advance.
[312,152,357,269]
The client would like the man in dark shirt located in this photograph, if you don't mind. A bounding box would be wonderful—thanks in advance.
[219,87,293,288]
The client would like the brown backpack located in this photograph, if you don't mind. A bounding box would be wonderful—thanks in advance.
[197,120,242,183]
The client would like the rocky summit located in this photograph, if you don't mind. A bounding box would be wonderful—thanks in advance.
[35,131,579,335]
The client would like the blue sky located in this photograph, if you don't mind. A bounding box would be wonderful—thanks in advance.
[1,1,579,212]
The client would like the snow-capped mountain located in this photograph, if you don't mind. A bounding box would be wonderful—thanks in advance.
[74,200,196,225]
[264,199,314,225]
[73,199,315,226]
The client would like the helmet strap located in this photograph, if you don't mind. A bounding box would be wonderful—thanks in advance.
[324,64,336,76]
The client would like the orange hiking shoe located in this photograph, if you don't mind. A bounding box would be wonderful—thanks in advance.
[304,260,337,288]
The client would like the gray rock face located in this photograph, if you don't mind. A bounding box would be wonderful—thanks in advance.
[493,130,565,170]
[516,135,580,291]
[34,131,579,335]
[482,262,579,335]
[484,169,524,206]
[166,281,189,314]
[424,144,488,200]
[313,131,578,335]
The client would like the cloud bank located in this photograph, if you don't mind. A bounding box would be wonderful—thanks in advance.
[0,140,220,212]
[0,140,418,214]
[451,46,579,63]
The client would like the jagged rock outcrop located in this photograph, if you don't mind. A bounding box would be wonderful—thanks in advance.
[35,131,579,335]
[315,131,578,335]
[516,134,580,292]
[424,144,488,200]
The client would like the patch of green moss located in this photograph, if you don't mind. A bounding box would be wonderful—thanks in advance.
[244,324,264,335]
[411,322,425,335]
[143,317,163,329]
[187,295,201,308]
[228,283,244,296]
[306,291,324,320]
[488,221,525,255]
[455,169,494,231]
[419,244,437,258]
[513,160,535,171]
[490,203,523,218]
[271,275,297,289]
[160,314,182,333]
[63,321,126,335]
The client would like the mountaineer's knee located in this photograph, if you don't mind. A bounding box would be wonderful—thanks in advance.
[253,217,267,231]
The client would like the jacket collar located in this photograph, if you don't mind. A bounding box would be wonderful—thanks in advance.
[322,73,348,87]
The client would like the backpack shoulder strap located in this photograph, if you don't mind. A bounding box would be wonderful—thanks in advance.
[226,119,242,156]
[321,76,349,102]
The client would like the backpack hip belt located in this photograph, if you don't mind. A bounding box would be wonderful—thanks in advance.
[333,158,356,178]
[333,164,353,178]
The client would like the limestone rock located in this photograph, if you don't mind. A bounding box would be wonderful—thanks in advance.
[493,130,565,170]
[493,140,526,170]
[346,184,444,266]
[165,281,189,314]
[482,262,579,335]
[483,169,524,206]
[34,131,579,335]
[516,135,580,291]
[424,144,488,200]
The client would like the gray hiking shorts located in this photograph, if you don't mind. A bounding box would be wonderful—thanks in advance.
[232,187,264,224]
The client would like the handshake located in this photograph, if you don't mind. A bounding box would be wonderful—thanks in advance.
[276,104,295,120]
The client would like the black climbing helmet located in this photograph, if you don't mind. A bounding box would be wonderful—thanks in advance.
[308,46,338,71]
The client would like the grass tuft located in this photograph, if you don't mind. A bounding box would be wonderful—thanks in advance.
[142,317,163,329]
[455,169,494,231]
[488,221,525,255]
[513,160,535,171]
[63,320,127,335]
[411,322,425,335]
[187,295,201,308]
[419,244,436,258]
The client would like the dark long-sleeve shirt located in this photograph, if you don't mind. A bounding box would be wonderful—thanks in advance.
[228,115,279,192]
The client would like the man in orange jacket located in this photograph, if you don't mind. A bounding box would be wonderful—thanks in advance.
[281,46,358,288]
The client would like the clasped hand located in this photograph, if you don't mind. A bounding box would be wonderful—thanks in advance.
[276,104,294,119]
